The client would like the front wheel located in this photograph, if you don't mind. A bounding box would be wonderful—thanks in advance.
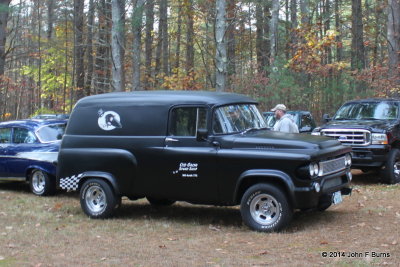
[240,184,293,232]
[80,179,120,219]
[382,148,400,184]
[29,169,55,196]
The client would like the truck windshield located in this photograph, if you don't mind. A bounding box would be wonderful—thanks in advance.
[213,104,267,134]
[36,123,67,142]
[333,102,399,120]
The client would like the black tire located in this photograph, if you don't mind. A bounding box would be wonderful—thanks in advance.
[317,194,332,211]
[80,178,120,219]
[29,169,55,196]
[382,148,400,184]
[146,197,176,206]
[240,184,293,232]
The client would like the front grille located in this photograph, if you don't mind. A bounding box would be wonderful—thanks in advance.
[319,156,346,176]
[321,129,371,146]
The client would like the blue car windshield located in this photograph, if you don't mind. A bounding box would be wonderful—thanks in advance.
[36,123,66,142]
[333,102,399,120]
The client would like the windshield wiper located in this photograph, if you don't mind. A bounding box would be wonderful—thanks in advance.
[241,127,268,134]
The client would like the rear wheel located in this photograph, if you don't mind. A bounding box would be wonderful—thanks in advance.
[29,169,55,196]
[382,148,400,184]
[80,179,120,218]
[240,184,293,232]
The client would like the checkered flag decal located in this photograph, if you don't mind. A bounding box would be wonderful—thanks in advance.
[60,173,84,191]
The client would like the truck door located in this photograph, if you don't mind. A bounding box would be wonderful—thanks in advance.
[160,106,218,202]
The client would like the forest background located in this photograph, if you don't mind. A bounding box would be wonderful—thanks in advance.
[0,0,399,122]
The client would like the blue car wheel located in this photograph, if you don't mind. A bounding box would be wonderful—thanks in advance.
[29,169,55,196]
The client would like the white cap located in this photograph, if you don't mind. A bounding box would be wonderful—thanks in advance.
[271,104,287,112]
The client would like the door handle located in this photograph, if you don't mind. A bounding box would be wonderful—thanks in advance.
[165,137,179,142]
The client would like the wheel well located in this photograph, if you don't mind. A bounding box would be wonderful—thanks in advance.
[391,141,400,149]
[78,176,118,196]
[236,176,293,206]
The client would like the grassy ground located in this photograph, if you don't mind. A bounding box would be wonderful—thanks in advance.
[0,170,399,267]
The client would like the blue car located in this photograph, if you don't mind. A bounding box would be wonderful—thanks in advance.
[0,119,67,195]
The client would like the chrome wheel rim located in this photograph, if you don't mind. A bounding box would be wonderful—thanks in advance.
[32,171,45,194]
[85,185,106,213]
[249,193,281,226]
[393,159,400,179]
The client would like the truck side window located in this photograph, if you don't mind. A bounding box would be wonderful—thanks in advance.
[169,107,207,136]
[301,115,313,130]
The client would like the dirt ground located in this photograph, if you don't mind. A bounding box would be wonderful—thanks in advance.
[0,170,399,267]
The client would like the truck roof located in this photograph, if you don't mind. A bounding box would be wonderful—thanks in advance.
[76,90,257,108]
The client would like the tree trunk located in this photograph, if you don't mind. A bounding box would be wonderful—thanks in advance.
[185,0,194,75]
[132,0,145,91]
[85,0,95,96]
[95,0,111,94]
[290,0,298,56]
[255,0,264,74]
[74,0,85,99]
[335,0,343,62]
[270,0,279,68]
[226,0,236,76]
[387,0,400,87]
[0,0,11,76]
[144,0,154,89]
[46,0,54,40]
[300,0,309,26]
[215,0,227,92]
[351,0,366,70]
[175,0,182,71]
[160,0,169,76]
[111,0,125,92]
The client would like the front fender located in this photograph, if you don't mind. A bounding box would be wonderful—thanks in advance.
[234,169,296,204]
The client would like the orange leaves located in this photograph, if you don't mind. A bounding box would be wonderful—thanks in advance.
[161,69,203,90]
[287,27,344,77]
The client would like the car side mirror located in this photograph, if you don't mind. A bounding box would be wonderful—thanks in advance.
[322,114,331,122]
[196,128,208,142]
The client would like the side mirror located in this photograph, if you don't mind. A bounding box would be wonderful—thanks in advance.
[196,128,208,142]
[322,114,331,123]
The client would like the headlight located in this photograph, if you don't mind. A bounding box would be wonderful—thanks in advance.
[345,153,352,166]
[311,128,321,136]
[371,133,388,145]
[309,162,320,177]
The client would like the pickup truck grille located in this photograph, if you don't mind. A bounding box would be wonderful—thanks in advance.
[320,156,346,176]
[321,129,371,146]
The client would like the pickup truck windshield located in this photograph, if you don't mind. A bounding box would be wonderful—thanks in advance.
[213,104,267,134]
[333,102,399,120]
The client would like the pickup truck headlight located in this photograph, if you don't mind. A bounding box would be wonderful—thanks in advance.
[309,162,319,177]
[311,128,321,136]
[371,133,388,145]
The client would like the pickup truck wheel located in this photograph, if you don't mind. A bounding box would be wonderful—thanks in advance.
[146,197,176,206]
[80,179,118,218]
[240,184,292,232]
[29,169,55,196]
[382,148,400,184]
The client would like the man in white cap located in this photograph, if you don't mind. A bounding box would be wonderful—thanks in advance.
[271,104,299,133]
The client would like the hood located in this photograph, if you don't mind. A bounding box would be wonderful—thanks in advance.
[217,130,342,151]
[323,119,397,132]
